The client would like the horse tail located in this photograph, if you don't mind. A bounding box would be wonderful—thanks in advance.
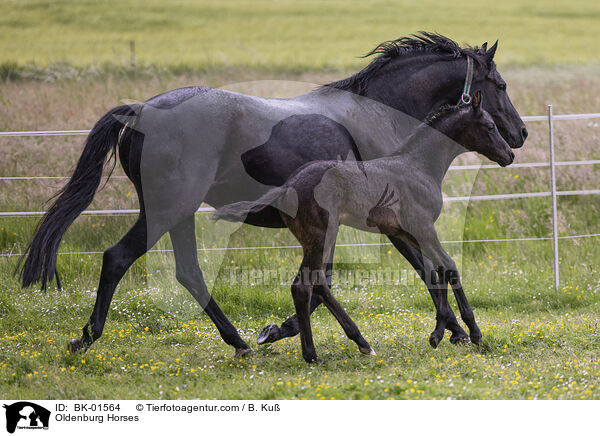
[214,187,291,223]
[18,104,137,289]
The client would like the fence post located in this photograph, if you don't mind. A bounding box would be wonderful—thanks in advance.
[548,105,559,292]
[130,40,136,69]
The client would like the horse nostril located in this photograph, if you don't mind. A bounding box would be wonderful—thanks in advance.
[521,127,528,141]
[510,151,515,161]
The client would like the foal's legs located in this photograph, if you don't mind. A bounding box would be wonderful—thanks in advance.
[425,264,453,349]
[312,269,374,356]
[291,257,373,363]
[387,236,469,344]
[415,228,482,346]
[69,214,149,352]
[286,210,372,362]
[258,234,472,347]
[170,216,251,355]
[256,243,334,345]
[450,283,482,345]
[290,261,319,363]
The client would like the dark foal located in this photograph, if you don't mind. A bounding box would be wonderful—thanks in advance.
[217,92,514,363]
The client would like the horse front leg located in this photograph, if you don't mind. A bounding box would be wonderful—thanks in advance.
[449,276,482,345]
[387,235,469,344]
[425,267,453,349]
[417,227,481,347]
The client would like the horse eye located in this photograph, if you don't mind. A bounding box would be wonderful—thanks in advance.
[498,83,506,90]
[487,123,495,130]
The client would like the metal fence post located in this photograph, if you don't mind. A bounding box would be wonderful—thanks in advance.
[548,105,560,292]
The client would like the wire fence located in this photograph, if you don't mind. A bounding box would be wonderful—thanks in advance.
[2,109,600,289]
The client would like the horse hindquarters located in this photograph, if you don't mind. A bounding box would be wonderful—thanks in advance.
[71,117,249,355]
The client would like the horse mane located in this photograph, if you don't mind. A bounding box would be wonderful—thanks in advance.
[324,31,482,95]
[423,103,459,126]
[390,104,462,156]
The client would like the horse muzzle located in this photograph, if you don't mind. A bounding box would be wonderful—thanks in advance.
[497,150,515,167]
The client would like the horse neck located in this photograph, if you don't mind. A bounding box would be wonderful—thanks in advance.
[392,116,466,185]
[361,55,465,121]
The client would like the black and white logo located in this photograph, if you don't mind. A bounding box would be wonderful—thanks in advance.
[3,402,50,434]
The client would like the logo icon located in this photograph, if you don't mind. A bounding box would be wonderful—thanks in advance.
[3,402,50,434]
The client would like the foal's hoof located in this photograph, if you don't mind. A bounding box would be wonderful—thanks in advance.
[429,333,442,349]
[469,334,482,346]
[308,357,326,366]
[234,347,253,358]
[68,338,86,354]
[359,346,377,356]
[450,332,470,345]
[257,324,281,345]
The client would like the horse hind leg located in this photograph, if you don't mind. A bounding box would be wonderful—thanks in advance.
[292,218,373,361]
[312,269,375,356]
[290,262,320,363]
[170,216,251,356]
[256,243,333,346]
[69,213,149,353]
[312,220,375,354]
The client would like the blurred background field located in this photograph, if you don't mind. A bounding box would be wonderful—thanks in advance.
[0,0,600,399]
[1,0,600,77]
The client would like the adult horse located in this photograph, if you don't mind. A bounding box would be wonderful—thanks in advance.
[19,32,527,357]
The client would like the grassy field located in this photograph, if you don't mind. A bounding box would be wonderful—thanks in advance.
[1,1,600,400]
[1,0,600,76]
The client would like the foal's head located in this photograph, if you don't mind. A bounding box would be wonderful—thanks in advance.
[431,91,515,167]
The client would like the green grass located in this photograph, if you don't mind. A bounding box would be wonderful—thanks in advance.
[1,0,600,76]
[1,234,599,399]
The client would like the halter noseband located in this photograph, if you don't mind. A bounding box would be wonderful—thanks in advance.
[457,56,474,105]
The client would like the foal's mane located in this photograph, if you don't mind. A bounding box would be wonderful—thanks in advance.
[324,31,482,95]
[423,103,459,126]
[391,104,463,155]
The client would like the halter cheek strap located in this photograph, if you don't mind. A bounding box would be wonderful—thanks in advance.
[458,56,474,105]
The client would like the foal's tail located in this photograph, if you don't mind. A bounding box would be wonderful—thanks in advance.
[214,186,296,223]
[18,105,137,289]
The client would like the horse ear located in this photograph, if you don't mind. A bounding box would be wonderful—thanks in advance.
[472,90,482,111]
[479,42,488,54]
[484,41,498,64]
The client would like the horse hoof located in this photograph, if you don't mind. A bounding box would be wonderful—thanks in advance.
[450,333,470,345]
[257,324,281,345]
[234,347,253,358]
[308,357,325,365]
[470,334,482,346]
[429,333,442,349]
[68,338,84,354]
[359,346,376,356]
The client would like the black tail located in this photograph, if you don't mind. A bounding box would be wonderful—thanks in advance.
[214,187,289,223]
[18,105,137,289]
